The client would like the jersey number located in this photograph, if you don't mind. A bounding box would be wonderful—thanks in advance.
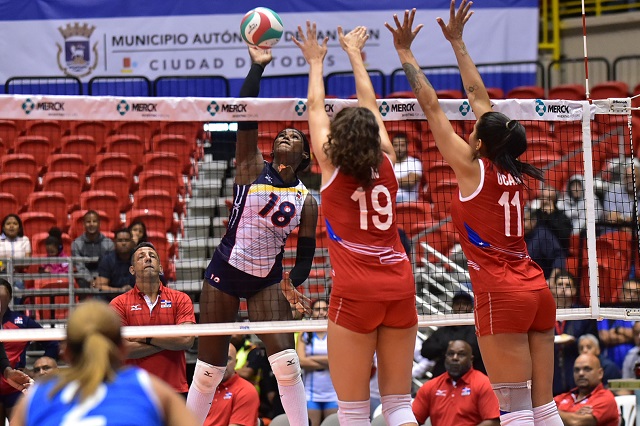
[259,192,296,227]
[497,191,522,237]
[350,185,393,231]
[60,384,107,426]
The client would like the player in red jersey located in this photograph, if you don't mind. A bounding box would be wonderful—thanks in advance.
[386,2,562,425]
[294,23,418,426]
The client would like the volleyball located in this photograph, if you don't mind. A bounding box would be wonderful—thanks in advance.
[240,7,284,49]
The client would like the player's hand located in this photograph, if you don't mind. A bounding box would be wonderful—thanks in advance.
[437,0,473,43]
[248,46,272,67]
[384,9,423,52]
[280,272,311,315]
[338,26,369,54]
[292,21,328,64]
[4,368,34,393]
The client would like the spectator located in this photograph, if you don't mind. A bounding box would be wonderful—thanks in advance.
[551,271,598,395]
[554,354,619,425]
[621,322,640,378]
[421,292,485,377]
[94,228,136,294]
[0,278,58,422]
[412,340,500,426]
[602,160,639,225]
[204,343,260,426]
[39,227,69,274]
[297,299,337,426]
[71,210,114,288]
[392,132,423,202]
[109,242,195,396]
[31,356,58,380]
[557,174,604,235]
[620,278,640,307]
[130,220,148,245]
[524,206,566,280]
[597,318,634,370]
[578,334,621,388]
[0,214,31,303]
[537,186,573,256]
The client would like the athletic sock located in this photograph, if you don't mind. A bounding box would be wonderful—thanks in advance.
[500,409,534,425]
[276,378,309,426]
[186,361,225,424]
[532,401,564,426]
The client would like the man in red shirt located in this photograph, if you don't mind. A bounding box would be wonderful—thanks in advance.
[110,242,195,395]
[205,343,260,426]
[554,353,619,426]
[412,340,499,426]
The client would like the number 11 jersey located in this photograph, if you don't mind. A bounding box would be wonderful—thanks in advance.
[320,154,414,301]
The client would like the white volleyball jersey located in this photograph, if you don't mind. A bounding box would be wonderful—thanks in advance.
[302,332,337,403]
[216,162,308,279]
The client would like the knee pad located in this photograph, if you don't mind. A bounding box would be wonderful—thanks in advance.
[381,394,416,425]
[268,349,302,387]
[191,359,225,393]
[338,400,371,425]
[492,381,533,414]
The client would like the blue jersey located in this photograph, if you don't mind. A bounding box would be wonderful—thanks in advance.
[206,162,308,295]
[23,367,163,426]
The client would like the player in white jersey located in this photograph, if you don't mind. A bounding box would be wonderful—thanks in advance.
[187,47,318,426]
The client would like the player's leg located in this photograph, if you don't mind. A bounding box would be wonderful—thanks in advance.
[306,402,322,426]
[478,333,534,426]
[186,281,240,423]
[327,320,377,426]
[251,283,308,426]
[529,329,563,425]
[376,324,419,426]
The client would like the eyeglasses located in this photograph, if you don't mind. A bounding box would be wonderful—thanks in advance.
[33,365,54,373]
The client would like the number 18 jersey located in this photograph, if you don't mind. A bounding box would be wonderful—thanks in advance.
[321,155,414,301]
[450,158,547,293]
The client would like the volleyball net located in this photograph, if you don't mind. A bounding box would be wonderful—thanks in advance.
[0,94,637,342]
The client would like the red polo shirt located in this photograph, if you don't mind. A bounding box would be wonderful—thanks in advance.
[110,283,195,393]
[554,383,619,426]
[412,368,499,426]
[204,373,260,426]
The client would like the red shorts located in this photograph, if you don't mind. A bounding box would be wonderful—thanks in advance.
[328,294,418,334]
[474,287,556,336]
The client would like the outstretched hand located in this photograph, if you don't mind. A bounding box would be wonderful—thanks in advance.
[384,9,423,51]
[5,368,34,393]
[338,26,369,54]
[292,21,328,64]
[280,272,311,316]
[437,0,473,43]
[248,46,272,67]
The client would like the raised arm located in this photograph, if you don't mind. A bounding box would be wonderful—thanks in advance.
[386,9,477,187]
[235,47,273,185]
[292,22,333,182]
[338,26,395,163]
[437,0,491,117]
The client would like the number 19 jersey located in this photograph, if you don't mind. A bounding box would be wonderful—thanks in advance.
[320,155,414,301]
[450,158,547,293]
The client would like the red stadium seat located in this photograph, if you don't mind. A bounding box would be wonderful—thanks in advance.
[387,91,416,99]
[60,135,98,169]
[142,152,183,183]
[151,134,197,177]
[430,178,459,220]
[70,120,112,150]
[395,202,435,238]
[94,153,136,183]
[133,189,180,233]
[138,169,185,198]
[105,134,146,172]
[14,135,53,173]
[90,170,132,213]
[0,193,18,215]
[506,85,545,99]
[31,231,72,256]
[416,220,460,266]
[25,120,64,152]
[32,278,78,321]
[126,208,166,235]
[436,89,464,99]
[1,153,39,184]
[549,84,585,101]
[79,190,121,230]
[46,153,89,185]
[114,121,157,152]
[26,192,68,229]
[0,173,35,209]
[68,209,111,240]
[0,120,21,151]
[486,87,505,99]
[19,211,57,238]
[590,81,629,99]
[42,171,84,212]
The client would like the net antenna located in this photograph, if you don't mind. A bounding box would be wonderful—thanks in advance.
[581,0,591,102]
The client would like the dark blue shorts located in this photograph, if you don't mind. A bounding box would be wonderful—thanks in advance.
[205,253,281,299]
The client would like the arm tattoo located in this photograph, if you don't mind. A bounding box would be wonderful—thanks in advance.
[466,84,479,94]
[402,63,432,95]
[459,42,469,56]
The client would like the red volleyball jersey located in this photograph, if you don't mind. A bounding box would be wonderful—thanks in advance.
[320,154,415,301]
[450,158,547,293]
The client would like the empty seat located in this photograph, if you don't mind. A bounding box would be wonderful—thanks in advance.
[1,153,39,184]
[60,135,98,169]
[0,120,21,151]
[70,120,112,149]
[506,85,545,99]
[133,189,179,233]
[47,153,89,182]
[486,87,505,99]
[436,89,464,99]
[549,84,585,101]
[26,192,68,229]
[19,211,58,238]
[395,202,435,238]
[127,208,166,235]
[114,121,157,152]
[105,134,146,171]
[68,209,111,240]
[386,91,416,99]
[32,278,78,321]
[79,190,121,230]
[142,152,183,182]
[25,120,64,152]
[42,171,84,212]
[151,134,196,177]
[0,173,35,208]
[90,170,132,213]
[0,193,18,215]
[138,169,185,197]
[590,80,629,99]
[14,135,53,173]
[95,152,136,180]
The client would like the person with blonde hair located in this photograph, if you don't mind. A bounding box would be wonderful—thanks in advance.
[11,300,198,426]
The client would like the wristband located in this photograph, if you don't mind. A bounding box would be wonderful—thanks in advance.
[146,337,153,346]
